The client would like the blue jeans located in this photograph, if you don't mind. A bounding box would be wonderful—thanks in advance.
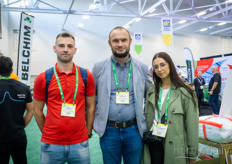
[100,124,142,164]
[209,93,220,114]
[40,140,90,164]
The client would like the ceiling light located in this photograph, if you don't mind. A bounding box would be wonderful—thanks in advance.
[149,8,156,13]
[135,18,141,22]
[197,11,207,17]
[77,23,84,27]
[89,4,97,10]
[178,20,186,24]
[3,0,8,5]
[208,26,215,29]
[124,25,130,29]
[200,28,208,32]
[209,7,217,12]
[82,15,90,20]
[217,22,227,26]
[226,0,232,3]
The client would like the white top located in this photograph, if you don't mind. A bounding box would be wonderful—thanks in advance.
[150,88,169,131]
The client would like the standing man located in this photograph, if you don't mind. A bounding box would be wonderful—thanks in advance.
[0,56,33,164]
[33,32,95,164]
[193,70,205,114]
[92,26,152,164]
[208,66,221,115]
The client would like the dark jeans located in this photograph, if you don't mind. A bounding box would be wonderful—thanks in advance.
[0,136,27,164]
[196,90,204,112]
[209,93,220,114]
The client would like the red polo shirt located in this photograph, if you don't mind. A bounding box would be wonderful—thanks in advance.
[33,63,95,145]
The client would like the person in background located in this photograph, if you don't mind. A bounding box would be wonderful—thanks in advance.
[33,32,95,164]
[92,26,152,164]
[0,56,33,164]
[177,71,186,83]
[193,70,205,114]
[208,66,221,115]
[0,52,19,81]
[143,52,198,164]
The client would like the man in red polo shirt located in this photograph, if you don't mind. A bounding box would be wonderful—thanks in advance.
[33,32,95,164]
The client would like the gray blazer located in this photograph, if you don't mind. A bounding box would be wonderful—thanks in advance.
[92,56,152,137]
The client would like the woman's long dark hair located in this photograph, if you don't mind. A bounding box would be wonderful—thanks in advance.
[152,52,197,110]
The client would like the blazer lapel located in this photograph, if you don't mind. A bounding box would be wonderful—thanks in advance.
[132,59,138,98]
[105,58,112,98]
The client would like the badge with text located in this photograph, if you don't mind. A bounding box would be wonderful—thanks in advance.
[61,103,76,117]
[152,123,168,138]
[116,92,129,104]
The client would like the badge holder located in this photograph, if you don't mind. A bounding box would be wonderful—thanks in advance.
[116,90,129,104]
[152,115,168,138]
[152,123,168,138]
[61,102,76,117]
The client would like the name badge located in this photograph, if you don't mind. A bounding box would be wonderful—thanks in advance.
[116,92,129,104]
[152,123,168,138]
[200,86,203,89]
[61,103,76,117]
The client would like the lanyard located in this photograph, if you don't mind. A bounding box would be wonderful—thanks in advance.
[197,77,202,85]
[111,58,132,92]
[158,85,171,122]
[0,76,11,79]
[53,66,78,104]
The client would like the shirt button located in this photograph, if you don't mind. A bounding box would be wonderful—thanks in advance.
[169,120,173,124]
[67,83,69,84]
[169,141,173,145]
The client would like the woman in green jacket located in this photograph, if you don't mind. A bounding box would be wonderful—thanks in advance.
[142,52,199,164]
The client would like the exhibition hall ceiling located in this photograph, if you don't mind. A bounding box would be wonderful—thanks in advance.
[1,0,232,36]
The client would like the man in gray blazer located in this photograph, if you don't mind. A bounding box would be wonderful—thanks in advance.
[92,26,152,164]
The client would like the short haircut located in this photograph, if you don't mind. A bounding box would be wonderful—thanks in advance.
[0,56,13,76]
[56,32,75,43]
[108,26,131,41]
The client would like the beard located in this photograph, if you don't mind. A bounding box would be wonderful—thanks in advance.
[57,54,73,63]
[112,49,130,58]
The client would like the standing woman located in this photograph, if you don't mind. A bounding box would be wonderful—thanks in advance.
[142,52,199,164]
